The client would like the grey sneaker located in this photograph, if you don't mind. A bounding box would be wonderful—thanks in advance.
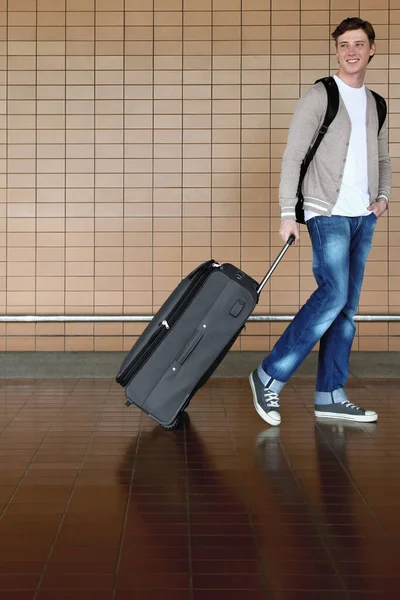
[315,400,378,423]
[249,369,281,426]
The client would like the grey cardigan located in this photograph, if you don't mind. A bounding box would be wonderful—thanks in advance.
[280,81,391,220]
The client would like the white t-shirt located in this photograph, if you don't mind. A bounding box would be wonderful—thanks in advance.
[305,74,371,221]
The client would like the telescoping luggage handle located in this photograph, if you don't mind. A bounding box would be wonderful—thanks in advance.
[256,234,296,296]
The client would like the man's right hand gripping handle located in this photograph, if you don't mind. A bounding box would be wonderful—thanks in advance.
[280,219,300,244]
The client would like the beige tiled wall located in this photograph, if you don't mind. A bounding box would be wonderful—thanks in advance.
[0,0,398,352]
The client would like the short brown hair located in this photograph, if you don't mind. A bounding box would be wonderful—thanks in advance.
[332,17,375,62]
[331,17,375,46]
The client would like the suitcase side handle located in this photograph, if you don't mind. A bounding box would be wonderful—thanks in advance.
[256,234,295,296]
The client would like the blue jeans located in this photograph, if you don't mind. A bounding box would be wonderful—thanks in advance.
[261,215,377,400]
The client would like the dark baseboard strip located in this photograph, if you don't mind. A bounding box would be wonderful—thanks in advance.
[0,351,398,379]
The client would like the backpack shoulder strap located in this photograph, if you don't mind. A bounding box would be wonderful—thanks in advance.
[370,89,387,134]
[299,77,340,183]
[295,77,340,224]
[314,76,340,132]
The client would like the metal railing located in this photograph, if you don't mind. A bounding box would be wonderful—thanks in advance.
[0,314,399,323]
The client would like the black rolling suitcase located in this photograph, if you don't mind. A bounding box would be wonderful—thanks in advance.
[116,235,295,430]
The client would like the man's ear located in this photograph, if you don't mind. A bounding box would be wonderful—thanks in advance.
[369,43,376,58]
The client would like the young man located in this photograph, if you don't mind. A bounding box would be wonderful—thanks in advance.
[249,18,391,427]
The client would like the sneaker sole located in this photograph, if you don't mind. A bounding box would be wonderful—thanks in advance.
[314,410,378,423]
[249,374,281,427]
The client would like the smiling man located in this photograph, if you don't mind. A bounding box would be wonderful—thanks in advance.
[249,18,391,427]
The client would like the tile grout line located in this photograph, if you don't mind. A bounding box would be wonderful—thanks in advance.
[63,0,67,350]
[151,0,155,325]
[4,0,8,341]
[110,406,143,600]
[32,378,114,599]
[0,378,72,524]
[222,397,273,599]
[279,420,351,598]
[122,0,126,351]
[184,413,194,600]
[93,0,97,335]
[34,1,38,349]
[315,412,400,546]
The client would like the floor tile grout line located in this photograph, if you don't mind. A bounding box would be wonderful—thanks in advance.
[278,426,351,598]
[31,378,114,599]
[222,395,271,600]
[110,406,143,600]
[0,378,78,524]
[0,379,44,440]
[315,414,400,549]
[1,376,400,595]
[184,415,194,600]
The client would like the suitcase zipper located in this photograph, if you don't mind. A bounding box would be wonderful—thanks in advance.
[118,262,220,387]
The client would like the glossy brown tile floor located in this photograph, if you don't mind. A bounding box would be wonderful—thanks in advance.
[0,377,400,600]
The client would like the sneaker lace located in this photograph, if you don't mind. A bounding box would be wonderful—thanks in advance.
[264,389,279,408]
[342,400,360,411]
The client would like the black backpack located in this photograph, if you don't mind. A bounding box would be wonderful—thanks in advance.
[295,76,387,224]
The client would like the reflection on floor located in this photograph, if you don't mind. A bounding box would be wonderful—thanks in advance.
[0,376,399,599]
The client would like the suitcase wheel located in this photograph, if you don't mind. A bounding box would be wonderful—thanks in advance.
[162,415,182,431]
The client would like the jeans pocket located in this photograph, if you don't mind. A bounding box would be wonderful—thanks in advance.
[306,217,316,235]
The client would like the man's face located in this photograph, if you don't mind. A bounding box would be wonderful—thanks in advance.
[335,29,375,77]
